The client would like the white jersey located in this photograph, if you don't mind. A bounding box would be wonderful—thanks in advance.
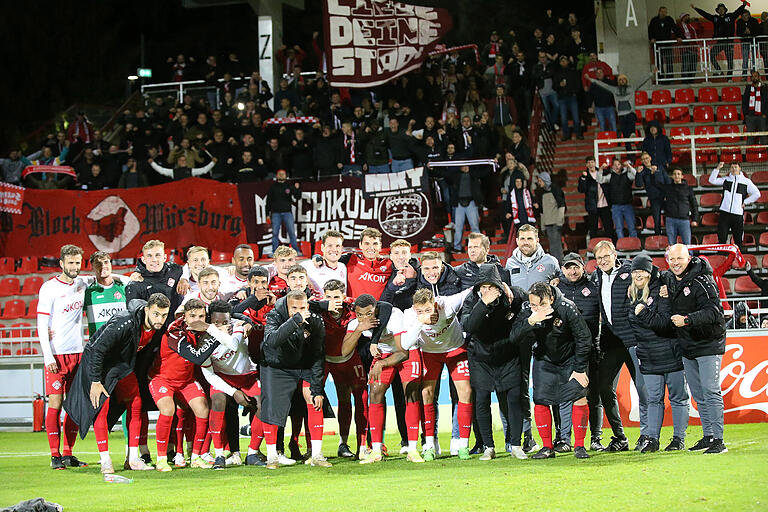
[402,289,470,353]
[37,275,94,364]
[204,326,257,376]
[180,264,230,294]
[218,273,248,296]
[301,259,347,291]
[347,307,406,354]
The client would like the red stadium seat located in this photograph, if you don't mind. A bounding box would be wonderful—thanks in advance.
[734,276,761,295]
[733,254,757,269]
[675,88,695,104]
[644,235,668,251]
[757,211,768,225]
[759,190,768,203]
[746,149,768,163]
[717,105,739,122]
[693,106,715,123]
[721,278,732,294]
[616,237,641,252]
[585,260,598,273]
[669,106,690,123]
[0,258,14,275]
[702,233,720,244]
[635,90,649,106]
[759,232,768,247]
[14,257,37,275]
[21,276,43,296]
[743,233,756,247]
[718,124,742,138]
[720,149,742,163]
[762,254,768,267]
[210,251,232,265]
[652,257,669,270]
[721,86,742,102]
[698,87,719,103]
[24,299,38,320]
[669,126,690,145]
[588,237,611,254]
[10,322,33,339]
[682,174,697,187]
[694,124,716,142]
[0,278,20,297]
[700,212,720,226]
[705,255,728,270]
[700,193,722,208]
[645,215,665,230]
[645,108,666,123]
[652,89,673,105]
[596,131,618,148]
[700,173,715,187]
[1,300,25,320]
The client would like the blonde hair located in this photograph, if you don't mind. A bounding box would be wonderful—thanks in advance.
[413,288,435,305]
[187,245,208,258]
[593,240,616,255]
[420,251,442,263]
[468,232,490,250]
[629,279,650,304]
[273,246,297,259]
[390,239,411,249]
[143,240,164,252]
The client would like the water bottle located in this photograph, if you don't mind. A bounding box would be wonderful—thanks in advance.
[103,474,133,484]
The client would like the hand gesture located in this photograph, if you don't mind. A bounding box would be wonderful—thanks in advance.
[369,360,384,383]
[328,297,344,315]
[569,371,589,388]
[634,303,645,315]
[358,316,380,332]
[528,305,554,325]
[481,286,501,305]
[369,343,381,358]
[393,272,406,286]
[312,395,324,411]
[299,309,311,323]
[129,272,144,282]
[46,361,59,374]
[671,314,687,327]
[177,278,190,296]
[659,285,668,298]
[188,320,210,332]
[90,382,110,409]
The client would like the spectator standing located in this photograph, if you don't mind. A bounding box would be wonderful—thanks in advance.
[535,171,566,263]
[742,70,768,145]
[0,149,32,185]
[509,130,531,166]
[692,1,748,75]
[587,68,617,132]
[481,31,507,66]
[449,165,487,253]
[503,170,535,239]
[118,158,149,189]
[267,169,302,254]
[578,156,613,239]
[149,154,214,180]
[339,122,362,176]
[386,118,416,172]
[735,9,760,76]
[708,162,761,248]
[635,151,671,236]
[363,120,390,174]
[663,167,699,245]
[580,52,613,90]
[648,6,681,79]
[506,51,532,128]
[641,122,672,172]
[596,158,638,239]
[677,13,700,79]
[488,86,517,151]
[587,73,649,151]
[532,52,559,126]
[553,56,583,140]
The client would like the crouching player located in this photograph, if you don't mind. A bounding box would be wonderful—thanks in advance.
[509,282,593,460]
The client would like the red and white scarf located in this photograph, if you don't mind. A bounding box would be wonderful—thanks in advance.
[344,133,356,164]
[749,85,762,114]
[510,188,535,223]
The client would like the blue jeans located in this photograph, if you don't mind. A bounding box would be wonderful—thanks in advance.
[595,106,617,132]
[341,164,362,176]
[540,92,559,126]
[645,370,689,440]
[611,204,637,239]
[558,95,581,138]
[666,217,692,245]
[453,201,480,251]
[391,158,414,173]
[628,346,650,436]
[368,163,390,174]
[683,354,724,440]
[271,212,300,253]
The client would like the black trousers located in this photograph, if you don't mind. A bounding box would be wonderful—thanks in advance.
[717,211,744,248]
[587,207,614,239]
[597,330,637,439]
[587,357,604,439]
[648,196,664,236]
[475,385,522,449]
[225,397,240,454]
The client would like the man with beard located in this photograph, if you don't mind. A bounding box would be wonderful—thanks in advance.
[454,233,509,289]
[219,245,255,296]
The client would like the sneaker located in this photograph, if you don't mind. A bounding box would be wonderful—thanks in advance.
[173,453,187,468]
[574,446,590,459]
[190,455,213,469]
[61,455,88,467]
[531,447,556,459]
[606,436,629,452]
[155,458,173,472]
[469,444,483,455]
[457,447,470,460]
[590,438,606,452]
[288,440,303,461]
[337,443,354,458]
[634,435,649,451]
[128,458,154,470]
[382,444,390,457]
[226,452,242,466]
[140,453,153,466]
[398,445,409,455]
[200,452,215,464]
[523,432,539,454]
[641,438,660,453]
[479,447,496,461]
[305,455,332,467]
[245,453,266,466]
[422,448,436,461]
[554,440,572,453]
[703,439,728,454]
[664,437,685,451]
[359,449,382,464]
[240,424,251,437]
[450,438,459,456]
[265,457,280,470]
[406,450,425,463]
[509,446,528,460]
[688,436,713,451]
[276,453,296,465]
[100,458,115,474]
[213,456,226,470]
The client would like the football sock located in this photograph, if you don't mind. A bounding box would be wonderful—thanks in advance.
[372,442,382,452]
[423,402,436,440]
[139,409,149,452]
[307,404,324,443]
[210,410,225,450]
[405,402,420,442]
[249,414,264,451]
[155,414,173,457]
[263,423,278,459]
[573,403,589,448]
[61,412,78,457]
[127,395,143,449]
[46,407,61,457]
[202,430,213,455]
[192,416,208,456]
[408,440,418,451]
[93,399,110,454]
[128,446,139,461]
[311,440,323,458]
[458,401,473,448]
[99,451,111,464]
[534,404,553,449]
[369,403,385,444]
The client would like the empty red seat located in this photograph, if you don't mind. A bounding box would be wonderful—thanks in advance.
[717,105,739,122]
[700,193,722,208]
[701,233,719,244]
[0,258,14,275]
[588,237,612,254]
[760,232,768,247]
[683,174,697,187]
[652,257,669,270]
[1,300,25,320]
[733,254,757,269]
[734,276,761,295]
[751,171,768,184]
[757,211,768,225]
[720,149,742,163]
[669,106,690,123]
[705,255,728,270]
[746,149,768,162]
[635,90,649,106]
[616,237,642,252]
[10,322,33,339]
[210,251,232,265]
[644,235,668,251]
[21,277,43,296]
[721,86,741,102]
[24,298,38,320]
[596,131,618,148]
[675,88,695,104]
[645,215,665,230]
[14,257,38,275]
[669,126,690,145]
[693,106,715,123]
[760,190,768,203]
[694,124,716,142]
[762,254,768,267]
[701,212,720,226]
[698,87,719,103]
[743,233,756,247]
[652,89,673,105]
[0,278,20,297]
[719,124,742,137]
[645,108,666,123]
[700,174,715,187]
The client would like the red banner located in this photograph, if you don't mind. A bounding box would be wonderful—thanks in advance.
[323,0,452,87]
[617,331,768,425]
[0,183,24,215]
[0,178,246,258]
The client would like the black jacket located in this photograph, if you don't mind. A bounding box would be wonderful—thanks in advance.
[602,169,634,205]
[552,66,581,98]
[126,260,184,323]
[736,16,761,39]
[509,286,592,372]
[661,257,726,358]
[648,15,680,41]
[741,83,768,116]
[266,179,301,214]
[663,181,699,221]
[630,268,684,374]
[578,171,604,212]
[64,300,163,438]
[262,296,325,397]
[381,262,463,310]
[591,260,637,347]
[747,267,768,295]
[461,265,527,364]
[447,167,488,207]
[694,4,746,37]
[453,254,509,290]
[640,122,673,170]
[635,165,671,200]
[556,271,600,340]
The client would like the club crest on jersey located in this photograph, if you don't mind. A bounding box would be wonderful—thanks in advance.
[52,380,62,390]
[536,264,545,273]
[380,266,388,272]
[683,286,691,296]
[581,287,591,296]
[114,291,122,300]
[553,318,563,327]
[159,386,168,394]
[620,273,629,280]
[167,278,175,287]
[646,297,653,305]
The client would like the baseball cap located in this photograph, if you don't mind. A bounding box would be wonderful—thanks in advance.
[562,253,584,267]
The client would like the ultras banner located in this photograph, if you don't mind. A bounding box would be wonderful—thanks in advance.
[323,0,452,87]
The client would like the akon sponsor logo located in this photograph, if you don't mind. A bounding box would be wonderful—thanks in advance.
[359,272,387,283]
[62,300,84,313]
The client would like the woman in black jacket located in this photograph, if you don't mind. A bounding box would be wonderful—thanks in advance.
[628,255,689,453]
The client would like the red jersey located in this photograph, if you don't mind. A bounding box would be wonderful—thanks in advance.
[321,302,356,362]
[269,275,290,298]
[137,328,155,352]
[345,254,393,299]
[240,296,274,364]
[150,317,200,384]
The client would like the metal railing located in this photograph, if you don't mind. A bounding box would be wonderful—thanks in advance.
[529,89,556,176]
[654,36,768,83]
[721,296,768,329]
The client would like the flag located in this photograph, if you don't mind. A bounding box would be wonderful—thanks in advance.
[323,0,452,87]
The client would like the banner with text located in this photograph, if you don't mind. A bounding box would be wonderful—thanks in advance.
[323,0,452,87]
[0,178,246,258]
[238,171,435,252]
[617,331,768,425]
[0,183,24,215]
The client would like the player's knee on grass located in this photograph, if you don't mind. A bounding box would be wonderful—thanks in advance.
[211,392,227,411]
[189,397,209,418]
[48,393,63,409]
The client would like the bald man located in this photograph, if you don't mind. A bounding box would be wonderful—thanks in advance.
[660,245,727,454]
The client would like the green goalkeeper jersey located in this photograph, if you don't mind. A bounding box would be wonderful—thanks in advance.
[84,280,127,336]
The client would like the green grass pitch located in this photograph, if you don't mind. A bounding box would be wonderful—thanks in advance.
[1,424,767,511]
